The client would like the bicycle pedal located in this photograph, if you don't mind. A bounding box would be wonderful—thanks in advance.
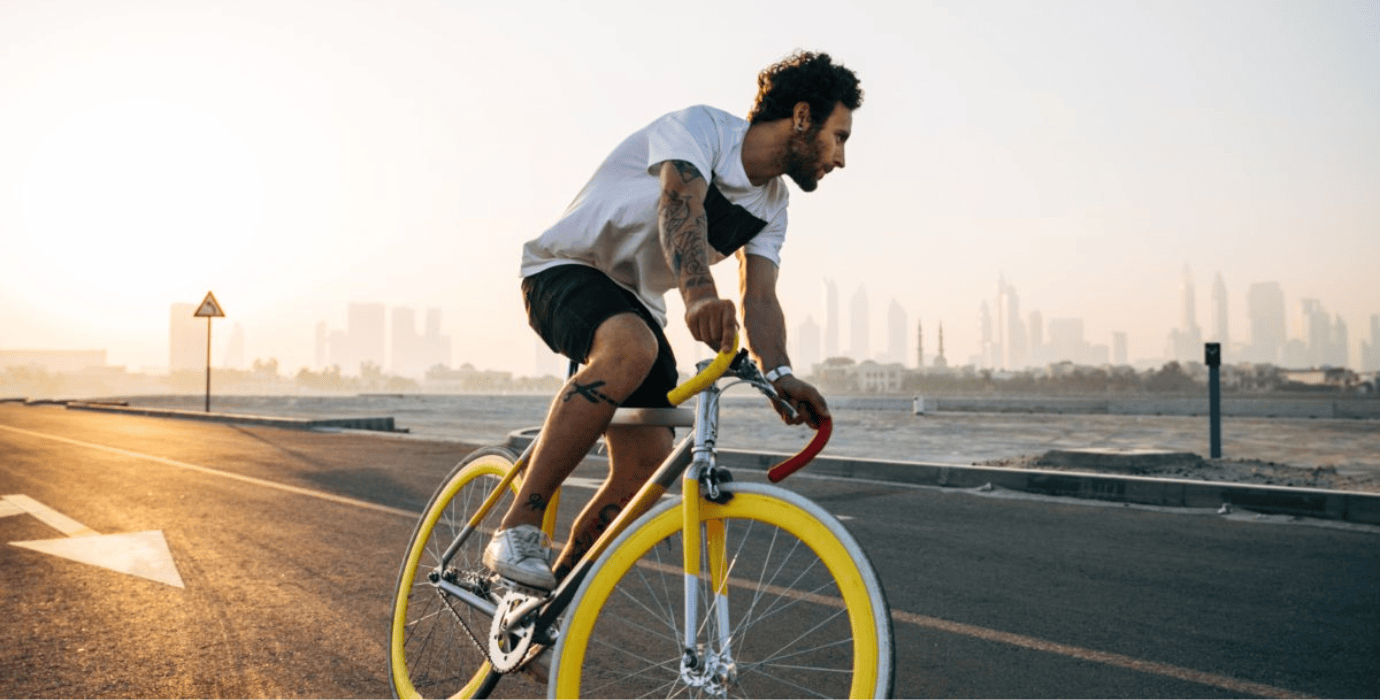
[490,574,553,599]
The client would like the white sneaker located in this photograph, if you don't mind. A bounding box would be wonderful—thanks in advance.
[483,525,557,590]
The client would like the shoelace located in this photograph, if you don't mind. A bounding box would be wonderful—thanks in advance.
[509,529,549,560]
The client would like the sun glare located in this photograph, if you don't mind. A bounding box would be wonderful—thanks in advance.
[17,98,266,301]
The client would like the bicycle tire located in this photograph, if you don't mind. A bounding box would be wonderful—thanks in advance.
[390,446,523,699]
[551,482,895,698]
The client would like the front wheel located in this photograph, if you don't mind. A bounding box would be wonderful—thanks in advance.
[553,482,895,698]
[390,446,520,699]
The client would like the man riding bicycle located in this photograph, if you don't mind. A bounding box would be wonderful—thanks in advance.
[486,50,863,589]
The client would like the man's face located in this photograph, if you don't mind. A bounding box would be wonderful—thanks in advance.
[784,102,853,192]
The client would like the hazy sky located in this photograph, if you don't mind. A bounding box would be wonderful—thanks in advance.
[3,0,1377,376]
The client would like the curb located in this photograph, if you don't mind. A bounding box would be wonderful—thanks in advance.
[503,428,1380,527]
[62,402,404,433]
[719,449,1380,527]
[38,402,1378,527]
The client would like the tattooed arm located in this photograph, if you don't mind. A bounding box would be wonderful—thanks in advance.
[739,251,831,428]
[657,159,738,353]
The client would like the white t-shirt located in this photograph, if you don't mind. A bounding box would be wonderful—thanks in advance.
[520,105,790,326]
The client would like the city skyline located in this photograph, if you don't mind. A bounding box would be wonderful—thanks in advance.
[152,273,1380,380]
[3,2,1376,382]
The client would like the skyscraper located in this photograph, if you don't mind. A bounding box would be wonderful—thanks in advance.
[978,300,994,368]
[350,303,386,371]
[1247,282,1286,364]
[887,299,906,365]
[423,308,452,371]
[1362,315,1380,372]
[822,278,839,359]
[391,306,421,376]
[849,284,870,361]
[169,303,203,373]
[1112,331,1128,366]
[1168,265,1203,362]
[1180,266,1197,333]
[1211,272,1229,348]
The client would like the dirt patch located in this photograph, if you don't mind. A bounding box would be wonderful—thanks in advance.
[977,452,1380,494]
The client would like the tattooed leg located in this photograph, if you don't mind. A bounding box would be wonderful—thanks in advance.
[554,423,673,575]
[564,379,621,407]
[497,314,659,532]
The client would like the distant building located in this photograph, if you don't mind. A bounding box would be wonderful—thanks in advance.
[849,284,870,361]
[855,360,905,393]
[348,303,386,373]
[887,299,907,365]
[1211,272,1229,348]
[1362,315,1380,372]
[169,303,204,372]
[1246,281,1286,364]
[1167,265,1203,363]
[995,275,1026,369]
[0,349,107,373]
[822,278,839,359]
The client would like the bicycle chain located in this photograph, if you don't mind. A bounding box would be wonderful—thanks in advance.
[436,586,493,664]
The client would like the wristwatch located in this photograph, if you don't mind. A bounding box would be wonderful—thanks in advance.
[764,365,793,383]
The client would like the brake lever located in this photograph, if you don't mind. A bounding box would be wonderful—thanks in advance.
[730,351,801,422]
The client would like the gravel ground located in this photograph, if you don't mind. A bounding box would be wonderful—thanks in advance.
[978,452,1380,493]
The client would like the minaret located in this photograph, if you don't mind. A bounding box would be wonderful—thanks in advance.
[916,320,924,369]
[934,323,948,369]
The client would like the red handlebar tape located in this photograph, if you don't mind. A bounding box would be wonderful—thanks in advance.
[767,417,832,483]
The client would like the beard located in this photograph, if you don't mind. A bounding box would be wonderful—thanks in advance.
[783,125,825,192]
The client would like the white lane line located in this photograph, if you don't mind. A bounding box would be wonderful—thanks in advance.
[889,609,1313,699]
[0,424,418,520]
[639,542,1312,699]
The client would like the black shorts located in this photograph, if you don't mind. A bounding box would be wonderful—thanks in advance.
[522,264,678,409]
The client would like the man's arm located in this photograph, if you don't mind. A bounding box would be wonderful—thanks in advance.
[739,251,831,427]
[658,160,737,353]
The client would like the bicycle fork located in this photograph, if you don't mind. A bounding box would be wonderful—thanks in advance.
[678,386,739,694]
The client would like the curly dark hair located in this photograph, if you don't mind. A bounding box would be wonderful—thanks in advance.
[748,51,863,126]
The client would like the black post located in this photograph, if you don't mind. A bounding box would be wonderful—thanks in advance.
[205,317,212,412]
[1205,342,1221,458]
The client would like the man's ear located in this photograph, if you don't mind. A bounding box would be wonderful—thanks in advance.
[792,102,812,133]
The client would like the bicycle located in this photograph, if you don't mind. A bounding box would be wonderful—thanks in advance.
[388,338,895,698]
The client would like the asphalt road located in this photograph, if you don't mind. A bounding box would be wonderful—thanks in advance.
[2,404,1376,699]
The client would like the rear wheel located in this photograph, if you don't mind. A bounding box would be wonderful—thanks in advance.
[389,447,519,699]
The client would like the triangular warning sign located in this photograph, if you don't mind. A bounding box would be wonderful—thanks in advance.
[12,531,186,588]
[193,291,225,318]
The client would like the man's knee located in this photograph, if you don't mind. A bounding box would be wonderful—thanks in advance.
[588,314,660,383]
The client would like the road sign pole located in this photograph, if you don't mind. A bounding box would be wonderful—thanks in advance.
[205,317,212,412]
[1205,343,1222,459]
[192,291,225,413]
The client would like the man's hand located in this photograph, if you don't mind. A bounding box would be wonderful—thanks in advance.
[771,375,830,429]
[685,297,738,354]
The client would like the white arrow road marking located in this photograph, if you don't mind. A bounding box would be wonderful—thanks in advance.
[3,495,185,588]
[4,494,99,536]
[0,498,23,519]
